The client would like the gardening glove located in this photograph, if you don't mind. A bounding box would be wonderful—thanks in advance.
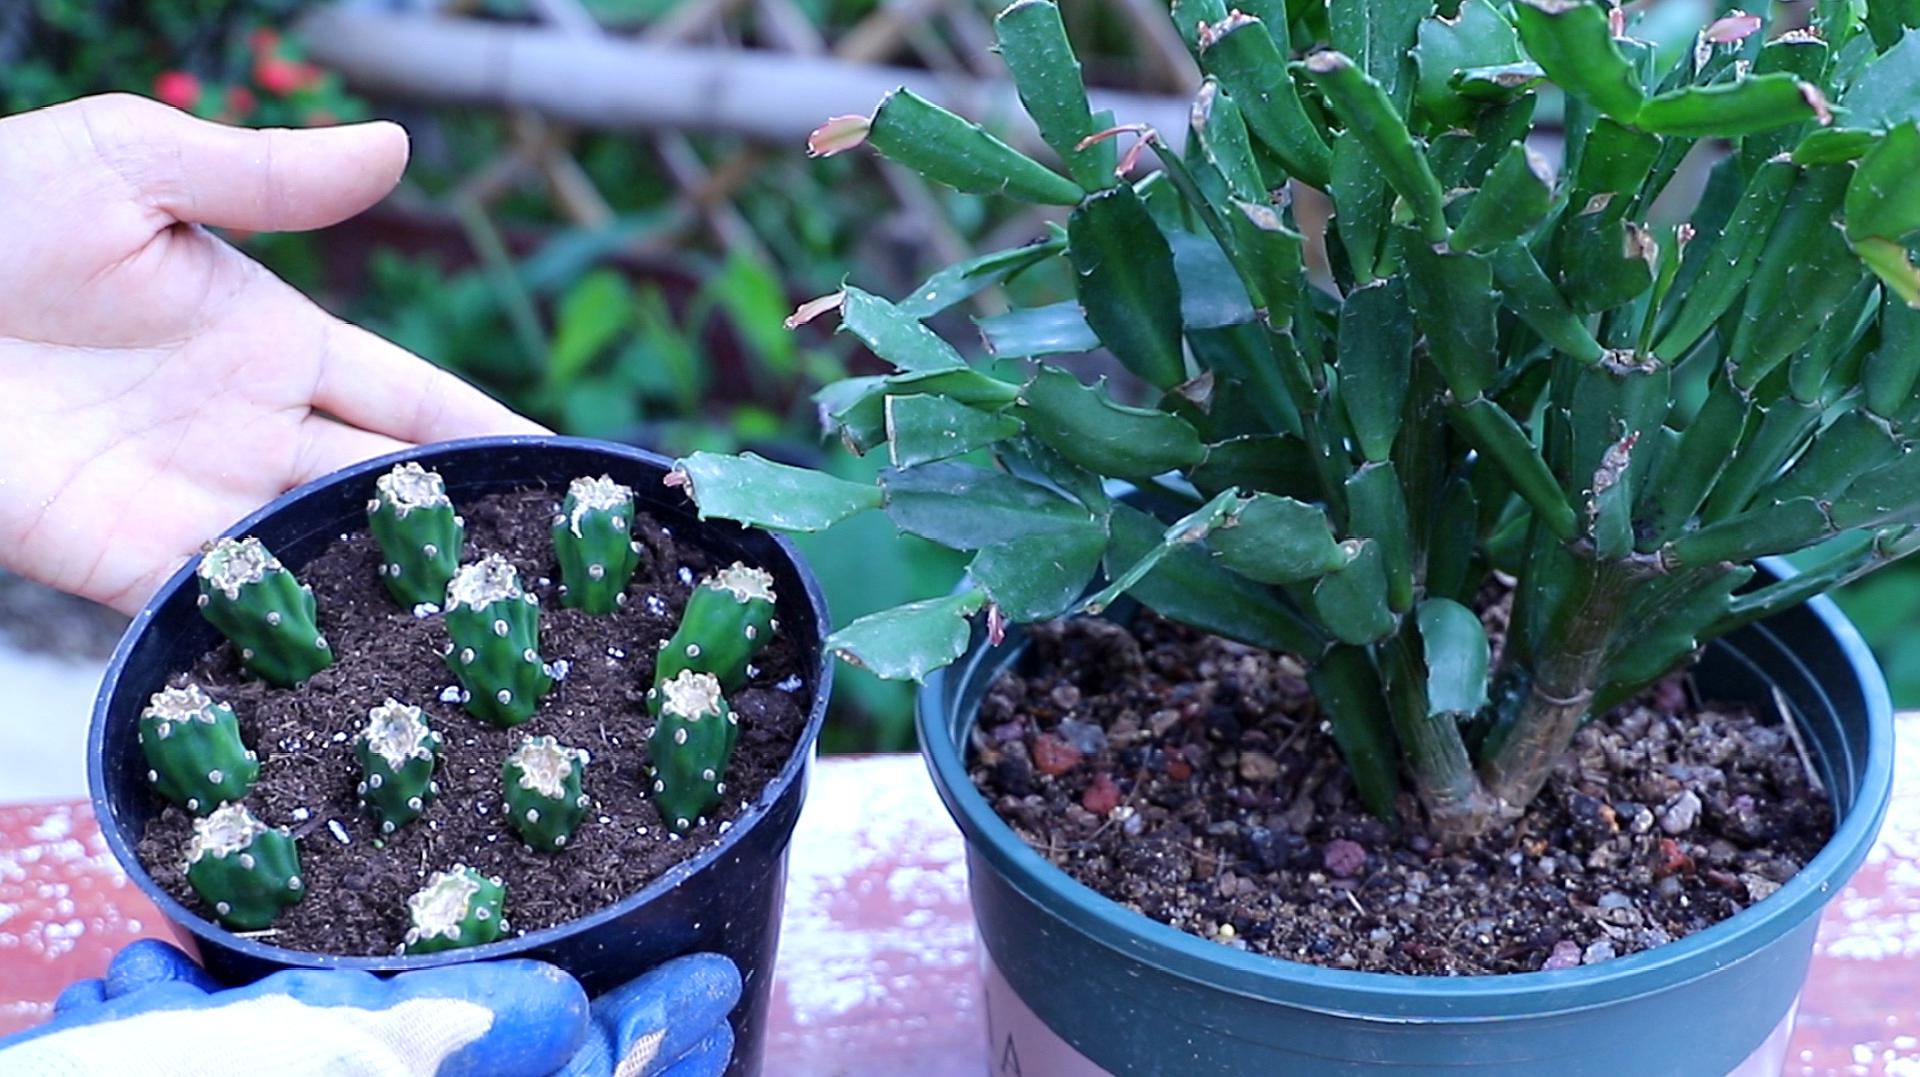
[0,939,739,1077]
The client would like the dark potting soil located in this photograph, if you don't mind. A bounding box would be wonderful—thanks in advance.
[970,613,1834,976]
[136,488,812,956]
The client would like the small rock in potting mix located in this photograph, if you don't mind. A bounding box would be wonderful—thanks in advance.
[1653,837,1694,879]
[1031,733,1083,776]
[1659,789,1702,834]
[1055,717,1107,756]
[677,566,695,586]
[1619,801,1655,835]
[327,819,351,845]
[992,742,1034,796]
[438,685,465,704]
[411,603,439,618]
[1049,683,1082,711]
[1238,750,1281,784]
[1569,792,1618,837]
[1543,939,1583,970]
[1082,773,1122,815]
[1323,838,1366,878]
[1582,940,1618,964]
[776,674,804,693]
[1741,873,1782,903]
[1148,708,1182,737]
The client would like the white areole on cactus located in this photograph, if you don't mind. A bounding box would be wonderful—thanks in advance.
[506,735,582,799]
[197,537,279,600]
[362,698,435,769]
[708,562,776,605]
[144,684,220,726]
[374,462,453,517]
[445,555,523,612]
[659,669,725,719]
[563,474,634,537]
[407,867,483,942]
[186,802,269,865]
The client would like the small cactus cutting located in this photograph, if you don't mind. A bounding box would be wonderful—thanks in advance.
[196,537,331,687]
[502,735,590,851]
[139,684,257,816]
[367,463,466,609]
[552,475,643,614]
[184,802,304,930]
[443,555,554,727]
[653,563,776,758]
[402,866,507,954]
[354,698,442,834]
[648,669,735,833]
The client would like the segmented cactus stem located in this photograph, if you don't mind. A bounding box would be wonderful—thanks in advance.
[354,698,442,834]
[139,684,258,816]
[502,735,590,852]
[402,865,508,954]
[196,537,332,687]
[652,562,776,758]
[184,803,304,930]
[443,555,555,727]
[646,669,737,833]
[367,463,466,609]
[552,475,643,615]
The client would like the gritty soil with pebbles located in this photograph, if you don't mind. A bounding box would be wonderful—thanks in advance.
[971,613,1834,975]
[137,488,813,956]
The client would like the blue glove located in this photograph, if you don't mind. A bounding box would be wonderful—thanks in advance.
[0,939,739,1077]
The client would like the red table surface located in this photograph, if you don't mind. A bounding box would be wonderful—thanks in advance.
[3,740,1916,1074]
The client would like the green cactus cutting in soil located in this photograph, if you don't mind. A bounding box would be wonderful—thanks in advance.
[367,463,466,609]
[139,684,257,816]
[502,735,590,851]
[184,802,304,930]
[552,475,643,614]
[354,698,442,835]
[647,669,735,833]
[402,865,508,954]
[443,554,554,727]
[196,536,331,688]
[654,562,776,690]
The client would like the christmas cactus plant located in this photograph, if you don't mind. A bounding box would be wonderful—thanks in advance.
[673,0,1920,837]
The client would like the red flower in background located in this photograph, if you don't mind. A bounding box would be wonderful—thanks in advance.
[153,71,200,110]
[224,86,257,121]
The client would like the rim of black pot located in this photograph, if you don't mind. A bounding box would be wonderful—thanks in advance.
[88,435,833,972]
[918,556,1894,1020]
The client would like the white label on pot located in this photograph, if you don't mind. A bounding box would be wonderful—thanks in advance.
[980,947,1798,1076]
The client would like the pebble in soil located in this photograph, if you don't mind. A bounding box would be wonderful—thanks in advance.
[137,488,812,956]
[969,614,1833,976]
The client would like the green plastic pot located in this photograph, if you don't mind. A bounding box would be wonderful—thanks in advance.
[917,560,1890,1075]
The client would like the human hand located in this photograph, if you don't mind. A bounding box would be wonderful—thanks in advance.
[0,939,739,1077]
[0,94,543,615]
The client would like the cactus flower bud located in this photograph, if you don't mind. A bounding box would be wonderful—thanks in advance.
[196,537,332,687]
[647,670,735,833]
[552,475,643,615]
[354,698,442,834]
[502,735,590,851]
[402,866,508,954]
[139,684,258,816]
[367,463,466,609]
[651,562,776,757]
[443,555,554,727]
[184,803,304,930]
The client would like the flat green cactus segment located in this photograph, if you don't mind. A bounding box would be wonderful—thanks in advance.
[443,555,554,727]
[502,735,590,852]
[653,561,778,708]
[139,684,258,816]
[402,866,507,955]
[195,537,332,687]
[647,671,735,833]
[368,463,466,609]
[354,699,442,834]
[184,803,304,930]
[552,475,642,615]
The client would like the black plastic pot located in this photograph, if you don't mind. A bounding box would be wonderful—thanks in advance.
[919,560,1892,1075]
[88,436,831,1077]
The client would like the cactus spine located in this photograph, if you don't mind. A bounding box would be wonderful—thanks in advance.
[647,670,735,833]
[354,698,442,834]
[402,866,507,954]
[443,555,554,727]
[367,463,465,609]
[196,537,331,687]
[139,684,257,816]
[184,802,304,930]
[502,735,590,851]
[552,475,643,614]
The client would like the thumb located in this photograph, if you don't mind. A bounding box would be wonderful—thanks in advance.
[72,93,409,233]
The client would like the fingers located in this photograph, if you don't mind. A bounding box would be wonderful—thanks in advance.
[657,1025,735,1077]
[583,953,742,1077]
[314,317,549,445]
[72,93,409,233]
[51,979,106,1016]
[396,961,590,1077]
[104,939,219,999]
[292,414,414,488]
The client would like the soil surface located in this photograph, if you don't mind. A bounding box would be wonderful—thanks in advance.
[138,488,812,956]
[970,613,1834,975]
